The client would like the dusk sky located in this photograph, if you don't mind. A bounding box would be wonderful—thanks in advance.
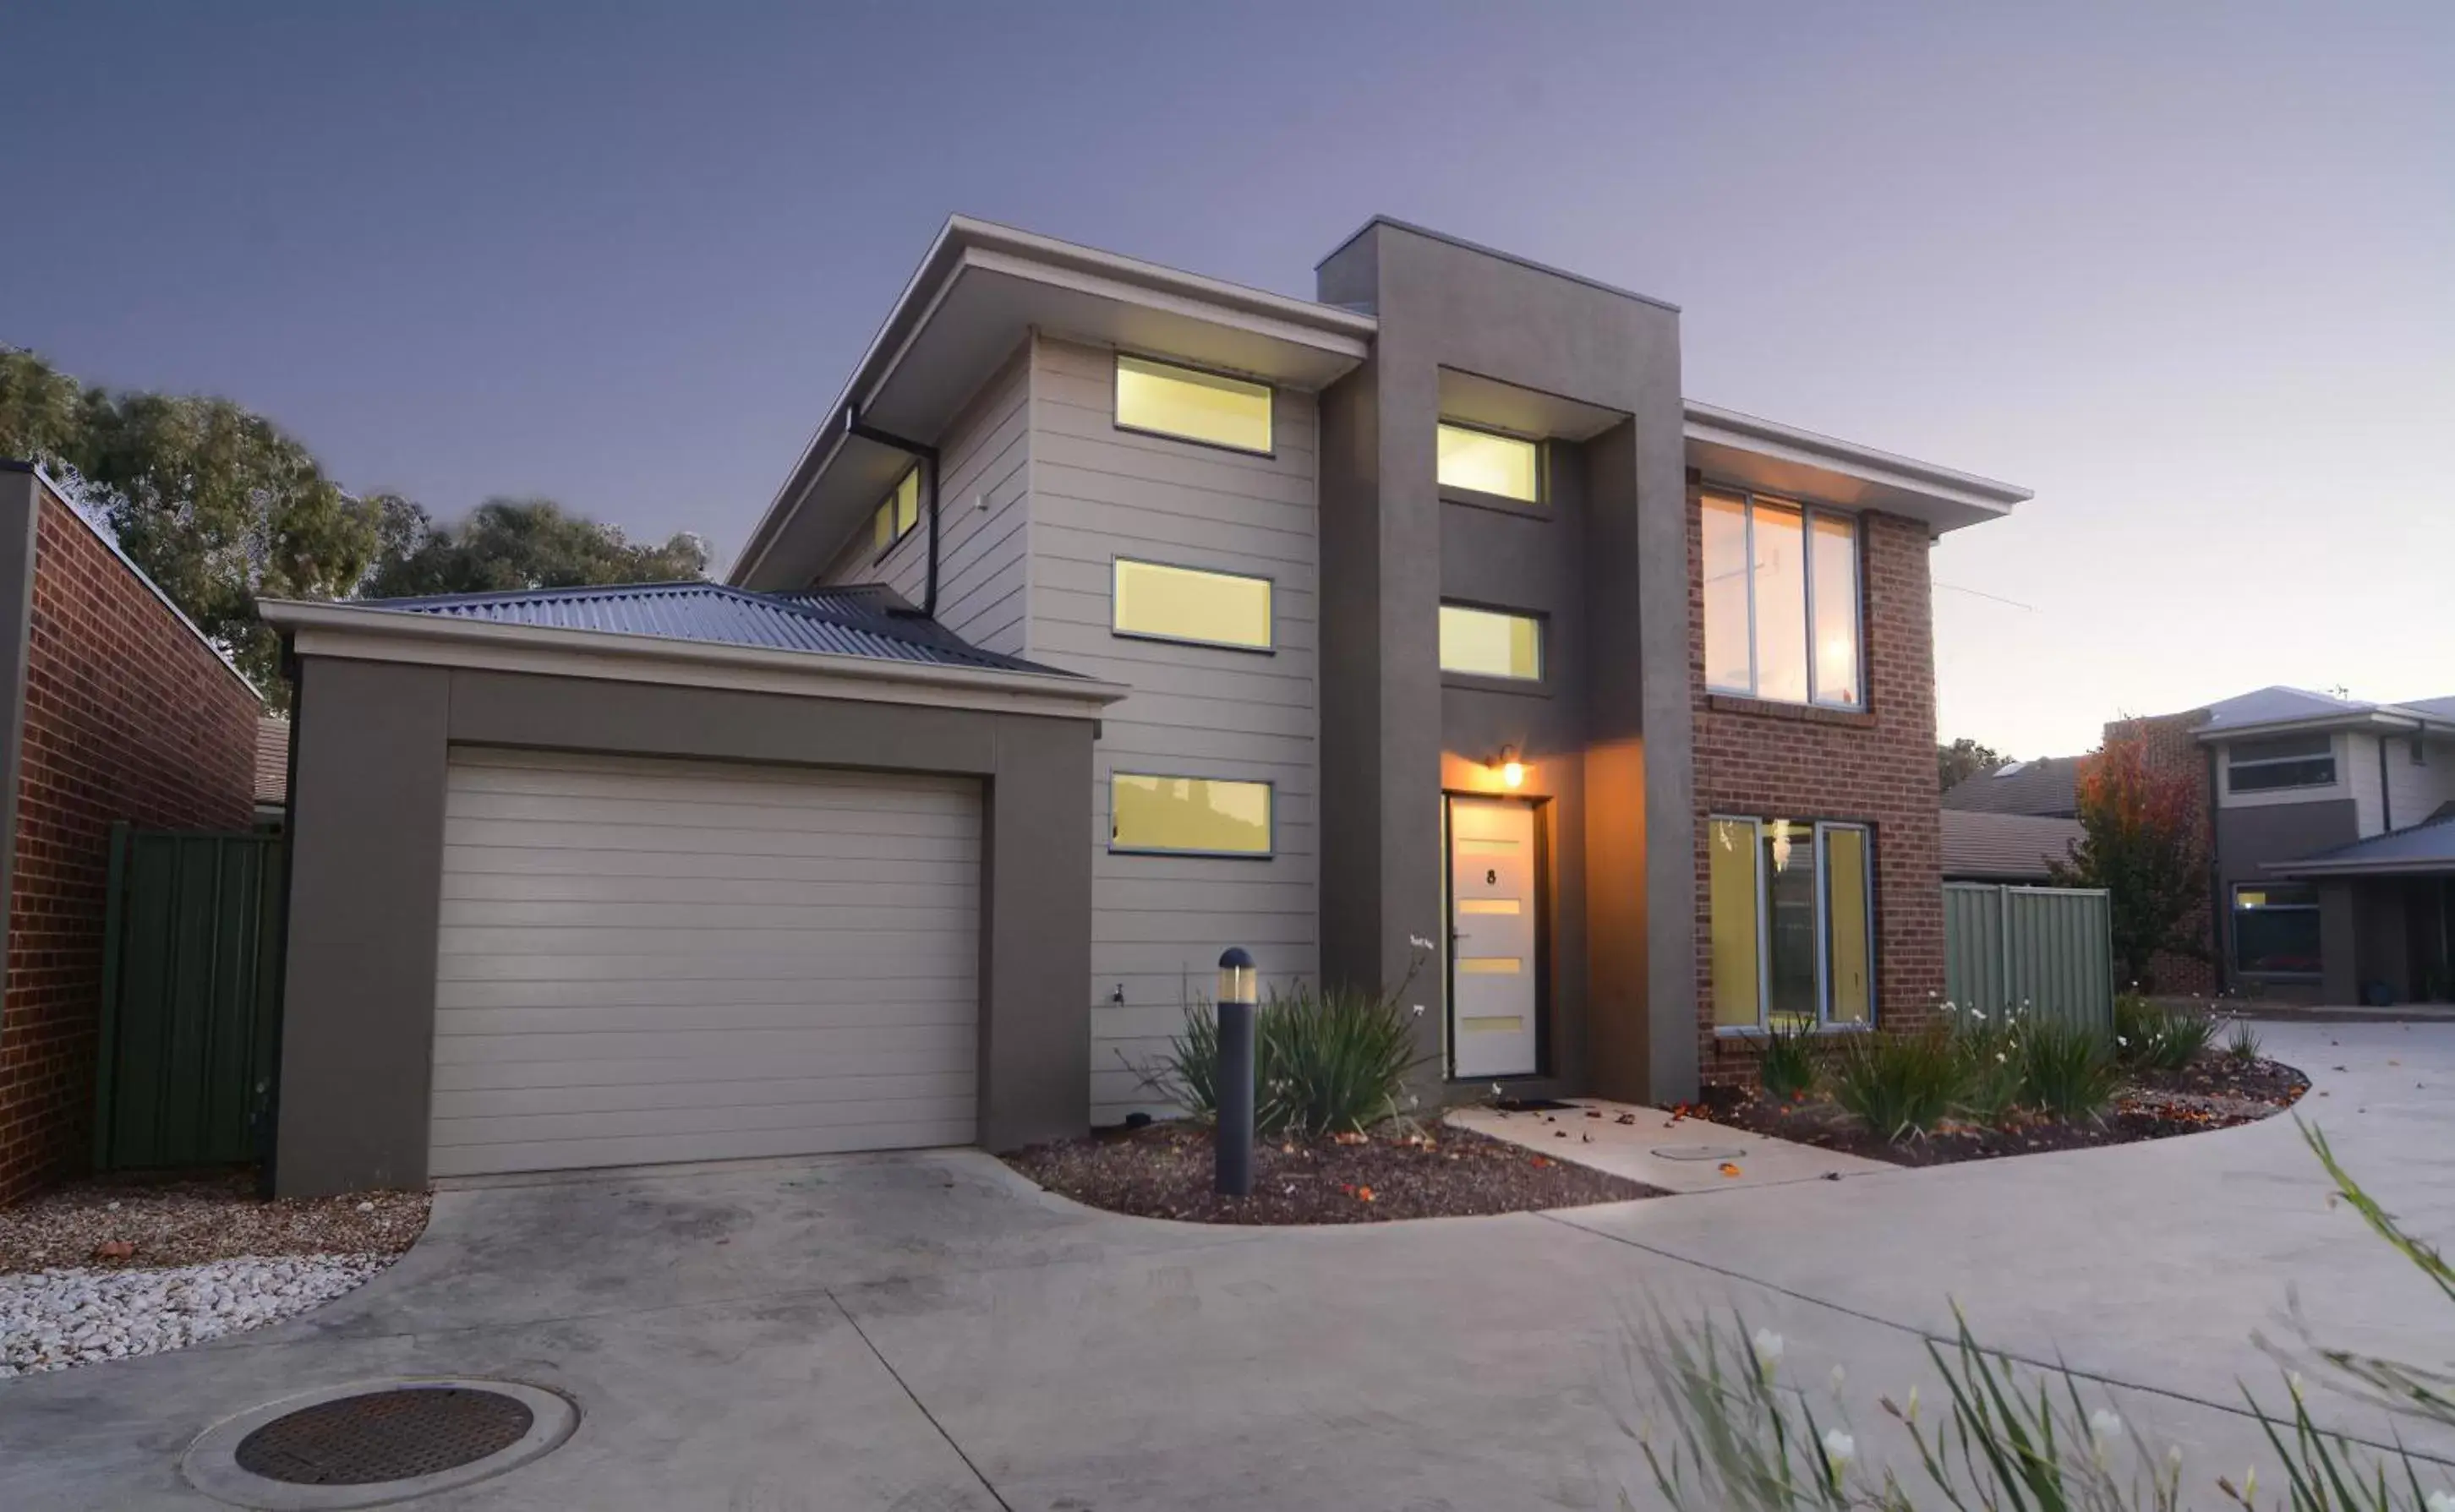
[8,2,2448,756]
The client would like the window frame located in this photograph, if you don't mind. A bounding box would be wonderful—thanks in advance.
[2231,882,2323,979]
[1111,352,1276,458]
[1108,555,1277,654]
[1437,600,1546,685]
[1107,771,1277,860]
[1702,489,1866,712]
[1435,420,1545,509]
[1710,813,1878,1034]
[870,465,921,562]
[2225,734,2339,794]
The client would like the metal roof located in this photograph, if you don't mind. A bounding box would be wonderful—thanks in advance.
[2275,812,2455,877]
[2195,685,2455,737]
[354,581,1073,676]
[1941,811,2086,881]
[1941,756,2080,818]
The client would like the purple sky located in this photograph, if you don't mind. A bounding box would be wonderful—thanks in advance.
[8,2,2448,756]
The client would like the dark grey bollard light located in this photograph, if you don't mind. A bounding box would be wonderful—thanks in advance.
[1215,946,1258,1197]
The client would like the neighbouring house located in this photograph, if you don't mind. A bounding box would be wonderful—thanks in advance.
[1940,810,2085,883]
[1940,755,2079,818]
[2113,686,2455,1005]
[0,463,264,1204]
[260,216,2029,1195]
[254,716,291,829]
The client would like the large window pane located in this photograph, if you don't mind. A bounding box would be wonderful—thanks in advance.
[1703,495,1752,691]
[1823,826,1872,1024]
[2228,734,2337,794]
[1113,559,1272,650]
[1763,819,1819,1029]
[1811,513,1861,707]
[1114,354,1272,454]
[1111,774,1272,855]
[1439,604,1541,680]
[2234,884,2322,974]
[1750,503,1808,703]
[1709,819,1762,1027]
[1437,423,1540,503]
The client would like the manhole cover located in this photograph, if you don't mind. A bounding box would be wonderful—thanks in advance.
[183,1378,577,1509]
[235,1387,534,1486]
[1651,1144,1750,1162]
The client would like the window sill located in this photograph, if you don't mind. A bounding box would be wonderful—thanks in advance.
[1441,488,1548,522]
[1714,1023,1873,1039]
[1442,672,1552,699]
[1706,693,1874,729]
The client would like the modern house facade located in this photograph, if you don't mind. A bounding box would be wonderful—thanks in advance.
[266,216,2029,1194]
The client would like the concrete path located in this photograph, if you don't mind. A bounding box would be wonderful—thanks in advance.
[1449,1098,1891,1192]
[3,1020,2452,1509]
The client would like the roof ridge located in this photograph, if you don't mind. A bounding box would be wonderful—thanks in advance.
[362,579,719,609]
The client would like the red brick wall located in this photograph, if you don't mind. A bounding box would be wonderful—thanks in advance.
[0,483,260,1204]
[1689,500,1947,1084]
[2099,711,2218,996]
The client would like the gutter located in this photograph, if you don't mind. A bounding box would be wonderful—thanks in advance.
[844,406,942,620]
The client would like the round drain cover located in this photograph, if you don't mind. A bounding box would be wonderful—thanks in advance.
[235,1387,533,1486]
[1651,1144,1750,1162]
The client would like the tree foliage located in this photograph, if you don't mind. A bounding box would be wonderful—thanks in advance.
[1937,737,2006,792]
[362,497,706,599]
[2048,731,2208,989]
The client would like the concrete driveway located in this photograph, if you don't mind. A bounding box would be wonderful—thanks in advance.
[5,1019,2454,1510]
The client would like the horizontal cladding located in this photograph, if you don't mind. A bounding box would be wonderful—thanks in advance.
[1028,336,1321,1124]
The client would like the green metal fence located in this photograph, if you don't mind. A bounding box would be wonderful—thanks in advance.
[91,825,287,1171]
[1944,882,2115,1032]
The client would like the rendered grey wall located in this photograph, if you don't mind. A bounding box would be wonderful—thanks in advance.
[1314,221,1694,1104]
[276,656,1098,1196]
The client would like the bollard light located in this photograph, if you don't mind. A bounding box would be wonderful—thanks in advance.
[1215,945,1257,1198]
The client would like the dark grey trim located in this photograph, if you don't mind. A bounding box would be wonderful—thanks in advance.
[1313,216,1683,314]
[0,467,44,1026]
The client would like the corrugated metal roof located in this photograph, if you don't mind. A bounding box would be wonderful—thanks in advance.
[1941,811,2085,881]
[356,581,1071,676]
[2277,813,2455,876]
[2195,685,2455,734]
[1941,756,2080,818]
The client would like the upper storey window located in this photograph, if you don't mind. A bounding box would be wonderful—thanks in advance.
[2227,734,2337,794]
[1113,354,1272,455]
[1703,492,1862,710]
[871,467,920,555]
[1436,423,1540,504]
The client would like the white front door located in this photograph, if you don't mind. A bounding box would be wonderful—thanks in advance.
[1449,796,1538,1078]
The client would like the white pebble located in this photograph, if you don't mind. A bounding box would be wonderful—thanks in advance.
[0,1254,390,1378]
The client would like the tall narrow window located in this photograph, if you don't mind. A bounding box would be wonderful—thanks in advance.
[871,467,920,554]
[1823,825,1873,1024]
[1439,603,1542,680]
[1437,423,1540,503]
[1114,354,1272,454]
[1709,819,1763,1029]
[1709,814,1876,1029]
[1701,492,1862,709]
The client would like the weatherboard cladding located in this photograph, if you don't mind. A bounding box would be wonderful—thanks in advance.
[358,581,1071,676]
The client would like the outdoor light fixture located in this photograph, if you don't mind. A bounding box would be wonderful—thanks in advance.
[1215,946,1257,1198]
[1496,745,1526,790]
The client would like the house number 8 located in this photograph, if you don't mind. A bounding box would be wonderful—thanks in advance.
[1485,868,1497,885]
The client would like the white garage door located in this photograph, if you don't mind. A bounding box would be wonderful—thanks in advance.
[429,748,981,1177]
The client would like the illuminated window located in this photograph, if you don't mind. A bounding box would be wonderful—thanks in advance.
[1110,774,1272,855]
[1709,816,1875,1030]
[1702,492,1862,709]
[1113,559,1273,651]
[1437,423,1540,503]
[2233,884,2321,975]
[1438,604,1542,681]
[1114,354,1272,454]
[870,467,920,555]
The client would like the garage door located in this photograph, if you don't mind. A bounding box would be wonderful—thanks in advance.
[429,748,981,1177]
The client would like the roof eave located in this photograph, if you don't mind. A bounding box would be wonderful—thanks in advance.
[1682,401,2032,536]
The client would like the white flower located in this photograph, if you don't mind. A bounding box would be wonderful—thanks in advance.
[2117,1035,2130,1047]
[1995,1051,2008,1064]
[2425,1489,2454,1512]
[1408,934,1437,952]
[1829,1364,1847,1392]
[1823,1428,1855,1467]
[1751,1328,1784,1376]
[2244,1467,2258,1501]
[2090,1407,2121,1441]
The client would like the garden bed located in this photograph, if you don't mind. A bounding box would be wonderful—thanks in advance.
[1697,1053,2310,1167]
[1005,1121,1663,1224]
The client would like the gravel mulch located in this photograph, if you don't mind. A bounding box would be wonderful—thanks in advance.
[3,1255,390,1377]
[1004,1121,1663,1224]
[1697,1055,2310,1168]
[0,1170,429,1275]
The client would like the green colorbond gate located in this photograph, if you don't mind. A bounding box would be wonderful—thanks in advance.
[1944,882,2115,1033]
[91,825,287,1171]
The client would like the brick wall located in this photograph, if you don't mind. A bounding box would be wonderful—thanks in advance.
[2099,711,2218,996]
[1688,500,1947,1084]
[0,482,260,1204]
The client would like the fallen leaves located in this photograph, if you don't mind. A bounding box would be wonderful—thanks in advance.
[1717,1163,1743,1179]
[90,1240,135,1262]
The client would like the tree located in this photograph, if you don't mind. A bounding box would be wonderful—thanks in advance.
[1938,737,2006,791]
[0,347,88,468]
[361,497,707,598]
[2048,730,2207,990]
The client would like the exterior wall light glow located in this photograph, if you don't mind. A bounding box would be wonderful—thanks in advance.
[1496,745,1526,790]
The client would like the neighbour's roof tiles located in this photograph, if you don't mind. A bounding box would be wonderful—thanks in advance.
[254,717,289,806]
[353,581,1071,676]
[2277,812,2455,876]
[1941,811,2085,882]
[1940,756,2080,817]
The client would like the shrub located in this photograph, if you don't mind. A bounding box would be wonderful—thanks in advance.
[1151,981,1429,1138]
[2223,1017,2264,1067]
[1829,1027,1964,1142]
[1756,1018,1822,1103]
[1942,1007,2025,1127]
[2113,994,2216,1073]
[2019,1020,2119,1120]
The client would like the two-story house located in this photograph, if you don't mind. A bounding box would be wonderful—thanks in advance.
[261,216,2029,1195]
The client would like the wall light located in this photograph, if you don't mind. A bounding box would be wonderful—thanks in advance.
[1496,744,1526,790]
